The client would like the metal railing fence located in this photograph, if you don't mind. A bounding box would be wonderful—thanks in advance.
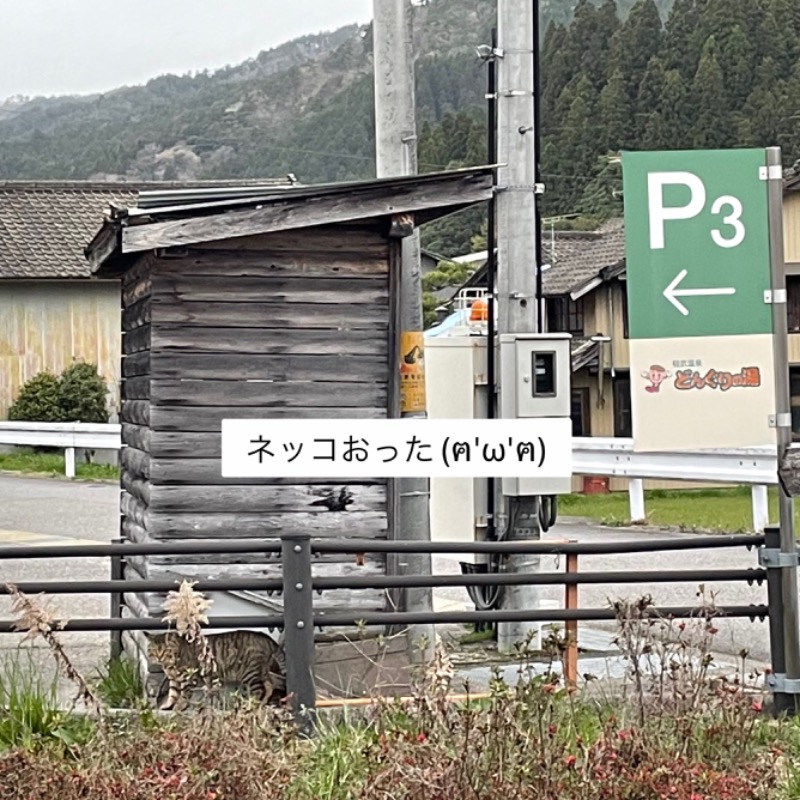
[0,531,776,733]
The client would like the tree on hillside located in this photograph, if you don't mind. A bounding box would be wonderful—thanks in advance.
[608,0,664,102]
[635,55,667,140]
[657,68,692,145]
[598,68,632,151]
[661,0,708,81]
[539,23,572,135]
[691,36,730,148]
[550,75,600,212]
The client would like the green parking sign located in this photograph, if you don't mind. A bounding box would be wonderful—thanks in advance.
[622,148,774,341]
[621,148,779,453]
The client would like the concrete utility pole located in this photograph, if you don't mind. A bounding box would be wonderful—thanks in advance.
[372,0,435,663]
[495,0,543,652]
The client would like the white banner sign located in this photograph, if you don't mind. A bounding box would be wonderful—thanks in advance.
[221,418,573,479]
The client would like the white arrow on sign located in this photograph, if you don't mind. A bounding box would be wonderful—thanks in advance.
[663,269,736,316]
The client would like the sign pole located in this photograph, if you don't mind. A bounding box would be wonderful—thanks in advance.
[766,145,800,714]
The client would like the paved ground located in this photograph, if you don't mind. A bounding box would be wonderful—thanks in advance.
[0,475,117,705]
[0,474,775,703]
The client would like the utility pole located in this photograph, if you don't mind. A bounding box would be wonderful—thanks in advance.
[495,0,543,652]
[372,0,435,663]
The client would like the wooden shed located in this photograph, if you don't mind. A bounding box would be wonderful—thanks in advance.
[84,167,493,697]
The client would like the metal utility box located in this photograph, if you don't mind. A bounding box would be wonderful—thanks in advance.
[425,335,489,564]
[499,333,573,497]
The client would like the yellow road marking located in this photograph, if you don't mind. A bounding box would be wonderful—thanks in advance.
[0,529,46,543]
[0,529,98,547]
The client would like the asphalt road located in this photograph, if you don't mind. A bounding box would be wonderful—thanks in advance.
[0,475,118,703]
[0,474,776,703]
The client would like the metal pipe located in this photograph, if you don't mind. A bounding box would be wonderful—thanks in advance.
[0,605,769,634]
[0,578,284,595]
[0,568,766,596]
[0,540,283,559]
[765,526,787,694]
[0,616,284,633]
[486,25,498,540]
[766,145,800,714]
[309,534,765,555]
[469,25,504,618]
[0,534,766,560]
[533,0,543,333]
[309,605,769,628]
[109,537,123,660]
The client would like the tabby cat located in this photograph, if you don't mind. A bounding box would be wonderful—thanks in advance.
[146,629,287,711]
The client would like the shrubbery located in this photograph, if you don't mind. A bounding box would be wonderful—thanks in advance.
[6,371,62,422]
[0,583,795,800]
[7,362,109,424]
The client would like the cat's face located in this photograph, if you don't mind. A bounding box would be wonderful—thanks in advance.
[147,632,179,666]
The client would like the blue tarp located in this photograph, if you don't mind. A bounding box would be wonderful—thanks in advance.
[424,309,469,338]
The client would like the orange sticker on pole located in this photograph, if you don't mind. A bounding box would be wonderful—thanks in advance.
[399,331,426,414]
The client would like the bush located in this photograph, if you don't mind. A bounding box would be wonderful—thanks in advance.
[7,372,62,422]
[6,362,109,424]
[57,362,109,423]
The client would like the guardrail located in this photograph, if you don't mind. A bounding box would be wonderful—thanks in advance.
[0,421,121,478]
[0,423,781,529]
[572,436,778,531]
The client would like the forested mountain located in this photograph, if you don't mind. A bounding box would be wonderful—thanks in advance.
[1,0,798,257]
[0,0,496,185]
[537,0,800,220]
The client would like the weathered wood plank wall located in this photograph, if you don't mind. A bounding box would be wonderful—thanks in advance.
[118,225,395,645]
[0,280,121,419]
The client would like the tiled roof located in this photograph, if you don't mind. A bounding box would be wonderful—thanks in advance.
[0,182,138,278]
[442,217,626,305]
[0,179,291,279]
[541,218,625,296]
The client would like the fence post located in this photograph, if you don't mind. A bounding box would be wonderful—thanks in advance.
[751,485,769,533]
[65,447,76,479]
[110,537,123,660]
[564,546,578,689]
[281,532,316,737]
[628,479,645,524]
[764,524,796,713]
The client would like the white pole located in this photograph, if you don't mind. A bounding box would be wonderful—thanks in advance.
[65,447,76,479]
[751,484,769,533]
[628,478,646,524]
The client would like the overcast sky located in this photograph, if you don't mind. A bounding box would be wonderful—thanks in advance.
[0,1,374,101]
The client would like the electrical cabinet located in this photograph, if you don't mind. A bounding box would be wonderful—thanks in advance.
[499,333,573,497]
[424,336,488,564]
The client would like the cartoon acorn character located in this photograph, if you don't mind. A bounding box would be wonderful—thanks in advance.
[642,364,671,393]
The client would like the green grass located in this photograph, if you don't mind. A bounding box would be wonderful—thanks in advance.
[92,655,145,709]
[0,649,93,750]
[0,447,117,481]
[559,485,793,533]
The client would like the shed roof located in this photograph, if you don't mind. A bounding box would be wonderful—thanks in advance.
[0,179,292,280]
[86,166,496,275]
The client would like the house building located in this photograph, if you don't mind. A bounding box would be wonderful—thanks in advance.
[0,182,138,418]
[0,179,292,420]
